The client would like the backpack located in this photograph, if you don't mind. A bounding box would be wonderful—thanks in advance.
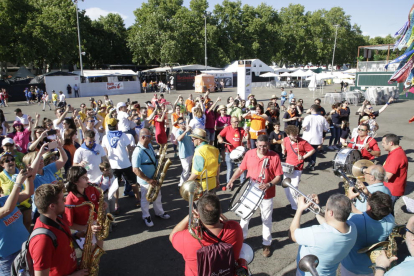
[196,227,235,276]
[11,228,58,276]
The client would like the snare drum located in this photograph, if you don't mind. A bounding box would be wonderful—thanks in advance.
[333,148,361,175]
[229,178,264,220]
[230,146,247,163]
[281,162,294,174]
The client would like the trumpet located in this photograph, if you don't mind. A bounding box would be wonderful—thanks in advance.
[281,178,324,215]
[335,168,367,203]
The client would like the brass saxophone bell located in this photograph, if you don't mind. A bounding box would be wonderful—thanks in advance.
[180,180,204,202]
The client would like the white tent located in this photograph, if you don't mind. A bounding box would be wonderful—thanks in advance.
[259,72,280,78]
[279,72,292,77]
[224,59,274,75]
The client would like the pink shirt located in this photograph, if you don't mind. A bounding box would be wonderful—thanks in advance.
[8,128,31,153]
[215,115,231,129]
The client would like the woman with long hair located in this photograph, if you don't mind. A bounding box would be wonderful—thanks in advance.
[28,126,49,152]
[41,91,52,111]
[8,118,33,153]
[63,128,80,172]
[243,105,268,149]
[64,166,103,245]
[0,110,10,136]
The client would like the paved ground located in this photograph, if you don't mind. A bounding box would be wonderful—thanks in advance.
[5,84,414,275]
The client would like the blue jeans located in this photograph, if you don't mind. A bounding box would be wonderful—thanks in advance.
[329,126,340,146]
[225,152,246,183]
[0,250,19,276]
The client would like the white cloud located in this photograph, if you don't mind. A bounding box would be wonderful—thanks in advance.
[85,7,128,21]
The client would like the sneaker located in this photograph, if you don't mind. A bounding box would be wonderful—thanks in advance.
[262,245,272,257]
[333,145,340,150]
[144,216,154,227]
[156,213,171,220]
[305,162,314,170]
[327,146,335,150]
[310,165,315,171]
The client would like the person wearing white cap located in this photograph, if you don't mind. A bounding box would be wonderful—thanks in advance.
[117,102,131,134]
[1,138,25,169]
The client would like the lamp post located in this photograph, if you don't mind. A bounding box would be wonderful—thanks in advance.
[331,24,339,74]
[74,0,84,77]
[203,13,209,70]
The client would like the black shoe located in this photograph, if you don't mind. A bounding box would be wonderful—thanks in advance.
[305,162,314,170]
[310,165,315,171]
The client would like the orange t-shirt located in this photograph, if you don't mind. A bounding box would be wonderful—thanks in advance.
[172,113,180,128]
[249,114,266,139]
[185,99,195,112]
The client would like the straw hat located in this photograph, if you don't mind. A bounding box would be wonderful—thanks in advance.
[189,128,209,142]
[248,94,255,99]
[217,105,227,111]
[271,94,278,99]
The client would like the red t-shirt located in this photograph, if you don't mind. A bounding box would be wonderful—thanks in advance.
[29,216,77,276]
[239,149,283,199]
[383,147,408,196]
[347,136,380,160]
[172,220,243,276]
[64,185,100,226]
[219,126,247,152]
[283,137,314,170]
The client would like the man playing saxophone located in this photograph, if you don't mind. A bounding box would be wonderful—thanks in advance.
[132,128,170,227]
[30,183,99,276]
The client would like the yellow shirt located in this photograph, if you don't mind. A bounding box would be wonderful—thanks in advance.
[52,93,58,101]
[192,142,219,191]
[0,171,31,208]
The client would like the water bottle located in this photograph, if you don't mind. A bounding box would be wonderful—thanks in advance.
[84,161,90,171]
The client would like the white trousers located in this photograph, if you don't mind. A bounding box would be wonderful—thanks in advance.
[283,170,302,210]
[140,184,165,219]
[239,198,273,246]
[340,264,373,276]
[179,155,193,186]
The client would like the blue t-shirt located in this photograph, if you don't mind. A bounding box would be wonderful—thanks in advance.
[177,129,194,159]
[281,91,287,100]
[131,143,157,186]
[341,213,395,274]
[32,163,58,212]
[385,256,414,275]
[295,222,357,276]
[354,183,392,212]
[0,196,29,258]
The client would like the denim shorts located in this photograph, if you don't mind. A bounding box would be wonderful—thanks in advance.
[205,128,215,141]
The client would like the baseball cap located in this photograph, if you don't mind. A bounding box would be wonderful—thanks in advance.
[108,118,118,127]
[117,102,127,111]
[2,137,15,146]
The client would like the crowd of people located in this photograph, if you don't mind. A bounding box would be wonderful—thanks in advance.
[0,88,411,276]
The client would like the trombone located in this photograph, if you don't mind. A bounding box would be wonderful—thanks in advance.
[281,178,324,215]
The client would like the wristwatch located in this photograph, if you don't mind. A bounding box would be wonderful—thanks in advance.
[375,266,386,272]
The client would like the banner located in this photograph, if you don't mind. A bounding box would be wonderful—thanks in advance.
[385,49,414,69]
[106,82,124,91]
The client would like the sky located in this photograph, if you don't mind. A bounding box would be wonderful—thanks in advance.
[80,0,411,38]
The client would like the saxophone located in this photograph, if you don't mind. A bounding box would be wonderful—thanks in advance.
[65,201,105,276]
[358,224,406,272]
[146,144,172,202]
[94,186,114,240]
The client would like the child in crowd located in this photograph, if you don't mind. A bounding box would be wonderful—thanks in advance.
[340,120,351,147]
[269,122,286,159]
[93,161,119,216]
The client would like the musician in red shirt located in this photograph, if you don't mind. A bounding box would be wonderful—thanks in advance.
[30,184,90,276]
[347,123,380,160]
[381,134,408,207]
[227,134,283,257]
[283,125,315,211]
[218,116,250,184]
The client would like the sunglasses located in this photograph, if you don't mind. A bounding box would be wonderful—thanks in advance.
[406,228,414,235]
[357,128,367,132]
[178,122,185,125]
[87,120,95,123]
[142,135,151,139]
[4,158,15,163]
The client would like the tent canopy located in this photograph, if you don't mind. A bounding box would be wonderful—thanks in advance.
[224,59,273,74]
[142,64,220,73]
[73,70,137,78]
[11,66,35,80]
[358,44,394,51]
[259,72,280,78]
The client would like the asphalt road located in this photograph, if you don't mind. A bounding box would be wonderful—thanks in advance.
[5,84,413,276]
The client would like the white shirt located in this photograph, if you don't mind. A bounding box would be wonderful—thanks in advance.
[73,144,106,180]
[59,94,66,102]
[15,114,29,125]
[117,111,130,132]
[101,133,135,169]
[92,175,114,192]
[53,119,64,136]
[301,114,330,145]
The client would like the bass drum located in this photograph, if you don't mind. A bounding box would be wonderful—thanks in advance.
[333,148,361,175]
[229,178,264,220]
